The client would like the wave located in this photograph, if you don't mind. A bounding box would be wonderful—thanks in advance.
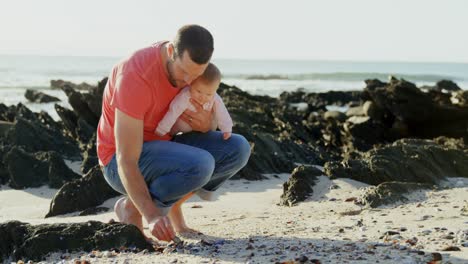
[223,72,460,82]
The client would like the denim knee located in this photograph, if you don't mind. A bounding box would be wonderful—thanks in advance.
[229,134,251,169]
[189,150,216,189]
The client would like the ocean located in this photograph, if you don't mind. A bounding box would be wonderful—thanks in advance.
[1,54,467,119]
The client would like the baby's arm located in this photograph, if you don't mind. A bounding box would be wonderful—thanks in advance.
[155,89,190,136]
[213,94,233,140]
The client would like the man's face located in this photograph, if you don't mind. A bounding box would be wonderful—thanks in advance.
[167,50,208,89]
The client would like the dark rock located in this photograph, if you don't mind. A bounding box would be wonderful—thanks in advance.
[61,85,99,128]
[50,79,94,91]
[76,118,95,146]
[218,83,325,179]
[364,79,387,91]
[5,117,80,159]
[3,147,80,189]
[81,133,98,175]
[0,220,152,262]
[324,138,468,185]
[436,80,461,92]
[441,246,461,251]
[359,182,433,207]
[46,166,119,217]
[0,120,14,137]
[324,111,347,122]
[37,111,63,132]
[0,146,9,185]
[366,78,468,139]
[24,90,60,103]
[343,116,387,151]
[81,154,98,175]
[454,90,468,106]
[54,104,78,138]
[279,88,307,103]
[461,202,468,216]
[78,206,109,216]
[279,165,322,206]
[305,91,362,110]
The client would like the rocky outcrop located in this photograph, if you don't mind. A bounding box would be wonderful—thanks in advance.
[324,138,468,186]
[4,117,80,159]
[366,78,468,140]
[3,147,80,189]
[0,220,152,262]
[358,181,434,208]
[219,83,329,180]
[24,90,60,103]
[279,165,323,206]
[46,166,119,217]
[50,79,94,91]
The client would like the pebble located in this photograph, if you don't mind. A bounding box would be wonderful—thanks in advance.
[441,245,461,251]
[421,230,432,235]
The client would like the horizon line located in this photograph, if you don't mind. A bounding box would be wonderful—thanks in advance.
[1,52,468,65]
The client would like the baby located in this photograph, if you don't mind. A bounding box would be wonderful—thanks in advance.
[155,63,233,139]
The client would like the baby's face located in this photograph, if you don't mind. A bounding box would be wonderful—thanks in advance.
[190,80,218,105]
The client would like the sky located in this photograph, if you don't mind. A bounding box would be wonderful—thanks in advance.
[1,0,467,63]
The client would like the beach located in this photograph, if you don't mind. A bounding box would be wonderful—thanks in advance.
[1,171,467,263]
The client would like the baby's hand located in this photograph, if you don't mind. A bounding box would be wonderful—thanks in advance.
[223,132,231,140]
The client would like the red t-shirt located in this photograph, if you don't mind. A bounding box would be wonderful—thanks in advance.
[97,41,180,166]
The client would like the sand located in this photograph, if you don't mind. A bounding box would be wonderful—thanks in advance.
[1,170,467,263]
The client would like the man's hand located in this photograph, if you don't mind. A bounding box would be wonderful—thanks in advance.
[147,215,176,242]
[180,98,213,133]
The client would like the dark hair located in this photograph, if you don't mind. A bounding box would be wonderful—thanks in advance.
[200,63,221,84]
[173,25,214,64]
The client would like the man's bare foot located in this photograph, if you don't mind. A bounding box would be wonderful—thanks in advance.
[168,199,202,235]
[175,225,203,235]
[114,197,144,233]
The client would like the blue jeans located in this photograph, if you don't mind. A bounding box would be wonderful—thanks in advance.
[102,131,251,215]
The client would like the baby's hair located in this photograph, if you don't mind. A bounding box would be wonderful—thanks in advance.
[199,63,221,84]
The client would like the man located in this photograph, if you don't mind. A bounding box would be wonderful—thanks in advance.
[97,25,251,242]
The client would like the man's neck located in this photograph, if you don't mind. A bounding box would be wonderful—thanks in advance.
[160,42,170,79]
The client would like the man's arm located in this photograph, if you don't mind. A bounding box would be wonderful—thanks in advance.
[115,108,175,241]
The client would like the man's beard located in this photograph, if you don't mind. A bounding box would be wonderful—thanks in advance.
[166,61,181,88]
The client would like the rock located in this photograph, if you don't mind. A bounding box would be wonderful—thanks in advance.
[60,85,99,128]
[0,120,14,136]
[359,182,433,208]
[343,116,387,151]
[436,80,461,92]
[24,90,60,103]
[0,220,152,262]
[46,166,119,217]
[461,202,468,216]
[279,165,322,206]
[441,246,461,251]
[324,111,347,122]
[4,117,80,159]
[366,78,468,139]
[81,154,98,175]
[50,79,94,91]
[0,146,9,185]
[324,138,468,186]
[78,207,109,216]
[364,79,387,91]
[3,147,81,189]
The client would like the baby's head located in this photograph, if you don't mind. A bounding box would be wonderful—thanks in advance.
[190,63,221,105]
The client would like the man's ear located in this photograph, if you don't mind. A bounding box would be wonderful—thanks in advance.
[167,43,175,62]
